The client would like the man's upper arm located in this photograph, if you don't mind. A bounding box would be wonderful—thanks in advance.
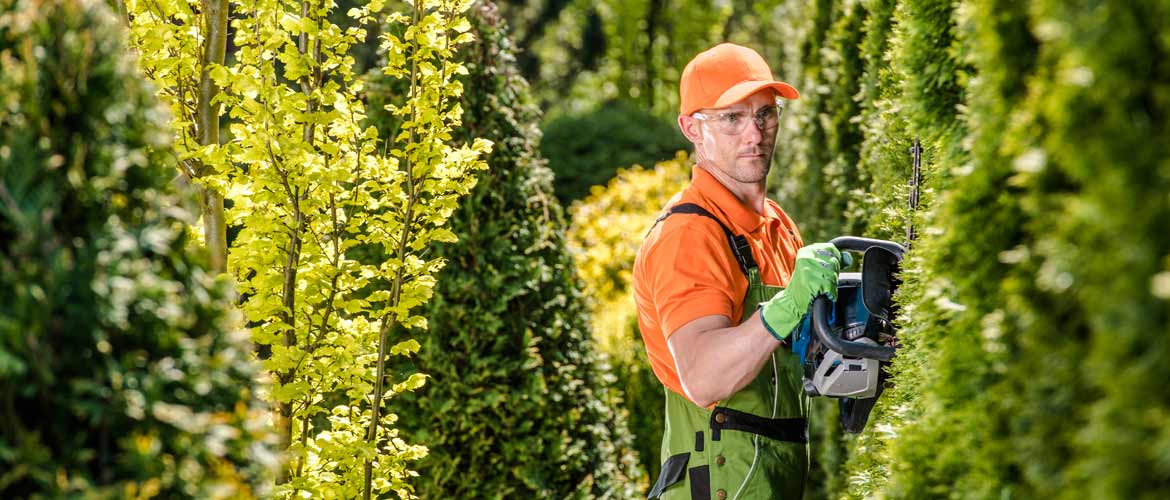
[665,313,731,405]
[667,314,732,357]
[646,225,739,338]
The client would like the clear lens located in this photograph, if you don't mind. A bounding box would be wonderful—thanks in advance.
[693,104,783,134]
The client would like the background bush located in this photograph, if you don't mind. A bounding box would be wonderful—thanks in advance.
[0,0,274,497]
[541,103,688,204]
[763,0,1170,498]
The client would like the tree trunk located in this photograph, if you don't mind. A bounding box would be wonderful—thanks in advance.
[197,0,230,272]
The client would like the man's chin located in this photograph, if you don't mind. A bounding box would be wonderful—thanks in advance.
[734,158,771,182]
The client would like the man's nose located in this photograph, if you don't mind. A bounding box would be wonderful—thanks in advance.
[741,118,764,144]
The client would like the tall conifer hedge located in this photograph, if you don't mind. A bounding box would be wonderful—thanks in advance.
[0,0,273,496]
[390,3,642,497]
[765,0,1170,498]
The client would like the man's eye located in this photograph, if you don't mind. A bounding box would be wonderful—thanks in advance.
[720,113,745,124]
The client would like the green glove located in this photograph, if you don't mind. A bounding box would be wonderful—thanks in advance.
[760,242,842,341]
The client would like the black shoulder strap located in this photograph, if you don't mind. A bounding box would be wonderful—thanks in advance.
[648,203,758,275]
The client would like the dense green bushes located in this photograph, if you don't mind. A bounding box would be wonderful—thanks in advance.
[0,0,273,496]
[885,1,1170,497]
[768,0,1170,498]
[390,3,643,497]
[541,102,688,203]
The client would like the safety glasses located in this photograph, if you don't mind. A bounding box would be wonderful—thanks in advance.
[692,101,784,135]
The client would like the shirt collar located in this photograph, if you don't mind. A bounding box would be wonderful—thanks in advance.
[689,165,770,233]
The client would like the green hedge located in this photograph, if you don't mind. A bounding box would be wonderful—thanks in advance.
[771,0,1170,498]
[0,0,274,497]
[390,3,643,497]
[884,1,1170,497]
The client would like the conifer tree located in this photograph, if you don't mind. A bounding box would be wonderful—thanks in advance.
[390,2,643,497]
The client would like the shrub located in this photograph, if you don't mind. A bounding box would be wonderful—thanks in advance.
[883,1,1170,497]
[541,102,689,204]
[0,0,273,497]
[769,0,1170,498]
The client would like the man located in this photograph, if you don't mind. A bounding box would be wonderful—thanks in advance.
[633,43,844,500]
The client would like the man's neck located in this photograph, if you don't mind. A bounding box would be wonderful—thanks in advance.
[697,164,767,214]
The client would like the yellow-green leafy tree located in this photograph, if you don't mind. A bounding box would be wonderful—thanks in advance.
[129,0,490,497]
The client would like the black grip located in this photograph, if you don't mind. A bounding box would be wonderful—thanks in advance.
[810,297,896,361]
[829,236,906,259]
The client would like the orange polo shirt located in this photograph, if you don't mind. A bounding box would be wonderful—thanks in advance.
[632,165,804,401]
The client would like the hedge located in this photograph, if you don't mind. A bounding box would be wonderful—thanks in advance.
[389,3,643,497]
[541,102,689,204]
[768,0,1170,498]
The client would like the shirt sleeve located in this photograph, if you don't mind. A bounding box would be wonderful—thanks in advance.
[644,224,744,338]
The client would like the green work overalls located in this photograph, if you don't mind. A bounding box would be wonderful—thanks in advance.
[647,203,809,500]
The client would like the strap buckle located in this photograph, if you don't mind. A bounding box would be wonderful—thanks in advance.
[729,234,757,274]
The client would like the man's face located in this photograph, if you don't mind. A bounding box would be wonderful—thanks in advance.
[679,90,780,184]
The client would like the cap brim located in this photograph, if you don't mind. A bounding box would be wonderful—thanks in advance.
[712,80,799,109]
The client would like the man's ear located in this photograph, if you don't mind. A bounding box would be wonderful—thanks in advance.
[678,114,703,145]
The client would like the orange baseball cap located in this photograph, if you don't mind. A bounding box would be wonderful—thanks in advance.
[679,43,799,115]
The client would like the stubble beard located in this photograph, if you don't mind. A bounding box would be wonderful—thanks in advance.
[728,152,773,184]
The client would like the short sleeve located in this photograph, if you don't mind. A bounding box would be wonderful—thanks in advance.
[643,224,744,338]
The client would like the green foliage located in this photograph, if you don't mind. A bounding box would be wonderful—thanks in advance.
[0,0,274,496]
[541,102,688,203]
[824,0,909,497]
[772,0,867,242]
[124,0,231,270]
[493,0,806,118]
[567,153,692,491]
[124,0,218,182]
[770,0,1170,499]
[852,0,907,241]
[388,4,643,497]
[223,0,488,496]
[870,0,1032,495]
[883,1,1170,498]
[518,0,731,116]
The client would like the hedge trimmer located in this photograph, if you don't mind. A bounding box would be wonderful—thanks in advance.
[792,237,906,433]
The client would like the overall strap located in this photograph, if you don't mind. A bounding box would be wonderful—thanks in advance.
[649,203,758,276]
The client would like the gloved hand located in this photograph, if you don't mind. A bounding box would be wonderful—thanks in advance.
[759,242,843,341]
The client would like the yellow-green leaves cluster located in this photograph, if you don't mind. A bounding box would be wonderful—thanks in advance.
[568,151,690,354]
[125,0,231,192]
[128,0,489,497]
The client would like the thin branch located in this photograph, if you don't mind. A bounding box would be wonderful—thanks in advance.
[363,1,425,497]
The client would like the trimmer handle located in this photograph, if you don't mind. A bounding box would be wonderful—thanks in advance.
[828,236,906,260]
[808,237,906,362]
